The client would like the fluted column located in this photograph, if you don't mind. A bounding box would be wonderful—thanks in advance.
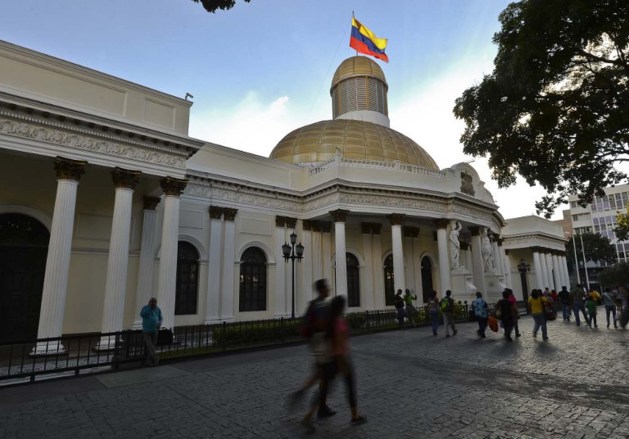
[561,255,570,288]
[552,253,562,291]
[321,222,333,283]
[543,252,552,290]
[361,223,374,310]
[98,168,141,349]
[372,224,385,309]
[331,209,350,296]
[32,158,86,355]
[532,250,544,290]
[156,177,187,329]
[436,220,452,293]
[274,216,287,317]
[301,221,313,310]
[132,197,161,329]
[469,226,486,293]
[461,242,472,272]
[491,234,501,275]
[220,208,238,321]
[205,206,223,323]
[546,253,555,290]
[311,222,323,286]
[389,214,406,294]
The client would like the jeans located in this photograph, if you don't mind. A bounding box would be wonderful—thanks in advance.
[561,303,571,321]
[605,306,617,327]
[589,312,598,327]
[430,310,439,335]
[142,331,159,366]
[477,317,488,337]
[532,313,548,339]
[573,303,589,326]
[502,320,514,340]
[443,312,456,335]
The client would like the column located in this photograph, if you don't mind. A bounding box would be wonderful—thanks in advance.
[361,223,374,310]
[372,224,385,309]
[491,234,501,275]
[552,253,562,291]
[497,238,511,287]
[461,242,472,272]
[132,197,160,329]
[408,227,421,297]
[532,250,544,290]
[436,220,452,293]
[220,208,238,321]
[98,168,141,349]
[274,216,287,317]
[561,255,571,288]
[331,209,350,296]
[301,221,313,311]
[543,252,553,290]
[546,253,556,290]
[536,249,548,289]
[311,222,323,285]
[32,157,86,355]
[389,214,406,293]
[469,226,486,293]
[205,206,223,324]
[321,223,333,288]
[156,177,187,329]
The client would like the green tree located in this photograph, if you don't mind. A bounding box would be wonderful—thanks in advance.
[566,232,616,268]
[453,0,629,217]
[192,0,251,13]
[597,261,629,288]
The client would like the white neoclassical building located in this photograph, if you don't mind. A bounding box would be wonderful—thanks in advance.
[0,41,569,348]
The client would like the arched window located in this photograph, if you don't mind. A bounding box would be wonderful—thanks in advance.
[384,254,394,306]
[346,253,360,307]
[239,247,267,312]
[175,241,200,315]
[421,256,434,303]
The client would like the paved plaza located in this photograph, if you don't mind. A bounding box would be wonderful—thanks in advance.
[1,315,629,439]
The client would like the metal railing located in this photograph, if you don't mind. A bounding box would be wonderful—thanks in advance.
[0,302,489,384]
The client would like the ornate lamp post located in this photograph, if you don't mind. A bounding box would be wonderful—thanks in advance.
[282,230,304,319]
[517,260,530,306]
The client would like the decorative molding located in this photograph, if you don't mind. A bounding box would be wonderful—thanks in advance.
[275,215,286,228]
[0,116,187,169]
[285,217,297,229]
[209,205,224,220]
[54,156,86,181]
[389,213,405,226]
[112,167,141,189]
[330,209,350,223]
[223,208,238,222]
[434,219,449,229]
[143,196,160,210]
[302,220,313,231]
[160,177,187,196]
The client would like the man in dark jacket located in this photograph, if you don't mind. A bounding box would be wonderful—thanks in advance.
[558,286,571,322]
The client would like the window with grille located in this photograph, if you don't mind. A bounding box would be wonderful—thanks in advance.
[175,241,199,315]
[239,247,267,312]
[347,253,360,307]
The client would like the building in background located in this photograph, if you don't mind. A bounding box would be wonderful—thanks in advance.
[0,41,566,344]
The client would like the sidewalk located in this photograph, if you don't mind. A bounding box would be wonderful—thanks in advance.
[1,315,628,438]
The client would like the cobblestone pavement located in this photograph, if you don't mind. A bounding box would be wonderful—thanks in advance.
[1,314,629,439]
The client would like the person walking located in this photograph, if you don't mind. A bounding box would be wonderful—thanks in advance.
[394,289,407,329]
[496,290,516,341]
[140,297,162,367]
[441,290,457,337]
[428,290,440,336]
[471,291,489,338]
[528,290,549,340]
[404,289,419,327]
[558,286,571,322]
[602,288,618,329]
[585,293,599,328]
[570,284,590,327]
[506,289,521,337]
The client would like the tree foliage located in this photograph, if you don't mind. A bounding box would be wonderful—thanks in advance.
[565,232,617,267]
[597,261,629,288]
[453,0,629,217]
[191,0,251,13]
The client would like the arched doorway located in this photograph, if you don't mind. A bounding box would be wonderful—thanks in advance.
[0,214,49,342]
[383,254,394,306]
[421,256,434,303]
[175,241,200,315]
[346,253,360,307]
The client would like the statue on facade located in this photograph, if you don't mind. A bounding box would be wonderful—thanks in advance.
[481,228,495,272]
[449,220,462,269]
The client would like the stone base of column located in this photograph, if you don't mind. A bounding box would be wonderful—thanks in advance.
[203,318,222,325]
[30,340,66,356]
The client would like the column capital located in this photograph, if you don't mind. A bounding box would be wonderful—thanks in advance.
[112,167,141,190]
[303,220,314,231]
[209,205,224,220]
[320,222,331,233]
[389,213,405,226]
[54,157,86,181]
[469,226,482,236]
[460,242,470,251]
[372,223,382,235]
[531,246,544,253]
[275,215,286,228]
[223,208,238,222]
[496,237,504,246]
[160,177,187,196]
[143,196,160,210]
[285,217,297,229]
[361,222,372,234]
[434,219,449,229]
[330,209,350,223]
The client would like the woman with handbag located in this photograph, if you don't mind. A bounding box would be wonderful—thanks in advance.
[496,290,516,342]
[471,291,489,338]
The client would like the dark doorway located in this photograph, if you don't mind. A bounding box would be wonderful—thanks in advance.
[421,256,434,303]
[384,254,394,306]
[0,214,49,342]
[346,253,360,307]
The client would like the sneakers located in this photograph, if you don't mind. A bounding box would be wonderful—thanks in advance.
[542,337,549,341]
[351,415,368,426]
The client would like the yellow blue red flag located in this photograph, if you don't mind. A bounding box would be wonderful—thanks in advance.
[349,17,388,63]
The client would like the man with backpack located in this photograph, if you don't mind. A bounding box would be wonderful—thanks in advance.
[558,286,571,322]
[441,290,457,337]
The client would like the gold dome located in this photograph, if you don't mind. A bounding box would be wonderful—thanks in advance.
[269,119,439,170]
[331,56,388,91]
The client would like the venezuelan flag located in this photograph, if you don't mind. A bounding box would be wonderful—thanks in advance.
[349,17,388,63]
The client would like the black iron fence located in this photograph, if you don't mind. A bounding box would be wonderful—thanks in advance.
[1,301,513,384]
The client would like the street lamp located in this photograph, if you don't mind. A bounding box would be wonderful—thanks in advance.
[517,260,530,305]
[282,230,304,319]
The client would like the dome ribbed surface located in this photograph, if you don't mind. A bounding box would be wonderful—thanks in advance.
[331,56,387,92]
[269,119,438,169]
